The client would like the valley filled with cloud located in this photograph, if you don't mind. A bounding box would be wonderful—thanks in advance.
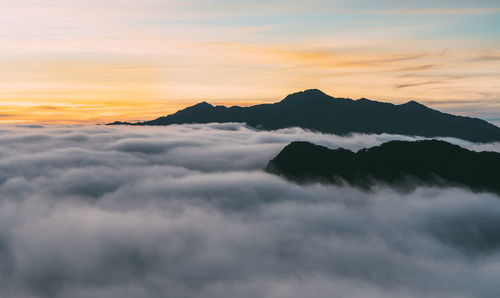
[1,123,500,298]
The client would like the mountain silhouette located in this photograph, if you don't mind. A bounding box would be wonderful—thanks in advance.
[266,140,500,194]
[108,89,500,142]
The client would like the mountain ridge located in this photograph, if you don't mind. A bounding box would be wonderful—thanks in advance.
[108,89,500,143]
[266,140,500,194]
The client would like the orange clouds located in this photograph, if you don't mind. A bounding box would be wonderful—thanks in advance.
[2,42,500,123]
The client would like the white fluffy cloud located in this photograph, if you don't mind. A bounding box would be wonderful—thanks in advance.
[0,123,500,298]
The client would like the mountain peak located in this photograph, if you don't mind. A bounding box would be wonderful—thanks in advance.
[399,100,429,111]
[403,100,424,106]
[302,89,327,95]
[280,89,332,104]
[291,89,328,97]
[193,101,213,108]
[180,101,214,112]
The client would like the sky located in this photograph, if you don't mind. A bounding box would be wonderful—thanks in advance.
[1,0,500,124]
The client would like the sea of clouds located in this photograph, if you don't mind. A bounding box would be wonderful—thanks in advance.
[1,123,500,298]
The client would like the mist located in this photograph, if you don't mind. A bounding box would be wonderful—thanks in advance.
[1,123,500,298]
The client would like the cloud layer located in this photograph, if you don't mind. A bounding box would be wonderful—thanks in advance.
[1,123,500,298]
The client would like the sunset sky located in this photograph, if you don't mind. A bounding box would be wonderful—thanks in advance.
[2,0,500,124]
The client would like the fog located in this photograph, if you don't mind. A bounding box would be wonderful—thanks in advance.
[1,123,499,298]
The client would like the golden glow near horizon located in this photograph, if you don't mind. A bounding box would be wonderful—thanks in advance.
[1,0,500,124]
